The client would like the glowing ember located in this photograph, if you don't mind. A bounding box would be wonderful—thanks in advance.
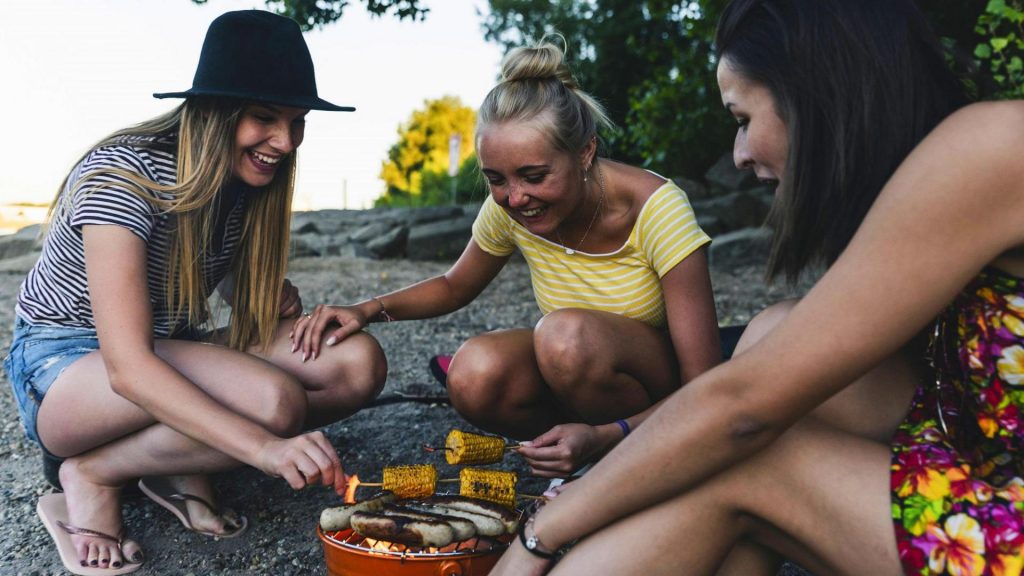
[343,474,360,504]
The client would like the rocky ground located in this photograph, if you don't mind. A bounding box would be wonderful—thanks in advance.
[0,254,815,575]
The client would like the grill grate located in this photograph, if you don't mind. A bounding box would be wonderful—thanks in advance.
[322,529,509,559]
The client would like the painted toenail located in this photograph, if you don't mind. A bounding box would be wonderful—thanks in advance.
[132,552,144,562]
[89,560,98,566]
[81,560,88,567]
[113,561,122,568]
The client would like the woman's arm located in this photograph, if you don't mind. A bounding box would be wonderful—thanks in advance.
[508,101,1024,561]
[295,240,509,359]
[85,225,343,491]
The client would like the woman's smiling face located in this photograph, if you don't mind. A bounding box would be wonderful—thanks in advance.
[232,103,308,188]
[477,121,588,235]
[717,56,789,189]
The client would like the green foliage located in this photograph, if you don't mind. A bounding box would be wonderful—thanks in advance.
[974,0,1024,98]
[189,0,428,30]
[380,155,488,207]
[482,0,732,180]
[376,96,483,207]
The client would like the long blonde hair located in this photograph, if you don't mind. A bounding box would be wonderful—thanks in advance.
[46,97,293,351]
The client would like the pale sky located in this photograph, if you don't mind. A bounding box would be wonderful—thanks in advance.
[0,0,503,211]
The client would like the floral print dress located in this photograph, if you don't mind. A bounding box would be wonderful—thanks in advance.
[892,267,1024,576]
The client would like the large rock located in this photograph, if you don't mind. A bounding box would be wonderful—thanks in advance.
[367,225,410,259]
[705,152,760,192]
[0,224,43,260]
[406,206,464,225]
[406,214,477,261]
[349,220,398,243]
[693,190,772,233]
[709,227,772,272]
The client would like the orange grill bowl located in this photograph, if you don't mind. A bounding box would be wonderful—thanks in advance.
[317,526,507,576]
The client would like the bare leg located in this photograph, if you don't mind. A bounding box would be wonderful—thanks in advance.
[36,339,310,568]
[533,308,679,422]
[247,317,387,428]
[447,329,565,438]
[550,419,901,576]
[703,300,918,575]
[446,310,678,438]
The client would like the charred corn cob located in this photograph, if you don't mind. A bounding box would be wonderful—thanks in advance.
[459,468,518,508]
[445,429,506,465]
[382,465,438,499]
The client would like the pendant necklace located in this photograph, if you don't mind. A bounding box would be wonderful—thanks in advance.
[556,162,606,255]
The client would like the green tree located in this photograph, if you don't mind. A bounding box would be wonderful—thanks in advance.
[377,96,479,207]
[482,0,732,180]
[190,0,428,30]
[973,0,1024,98]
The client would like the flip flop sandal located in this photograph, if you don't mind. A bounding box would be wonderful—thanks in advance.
[36,493,143,575]
[138,477,248,539]
[428,354,453,388]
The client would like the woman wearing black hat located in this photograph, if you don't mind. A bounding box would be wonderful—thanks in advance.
[2,10,383,574]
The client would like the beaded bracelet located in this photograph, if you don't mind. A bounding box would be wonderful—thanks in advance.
[371,296,395,323]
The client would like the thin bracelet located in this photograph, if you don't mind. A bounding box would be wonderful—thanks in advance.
[517,509,558,559]
[371,296,395,323]
[615,419,631,438]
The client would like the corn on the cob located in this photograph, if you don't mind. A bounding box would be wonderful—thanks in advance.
[459,468,518,508]
[445,430,506,465]
[382,465,437,499]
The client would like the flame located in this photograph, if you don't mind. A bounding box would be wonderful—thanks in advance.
[343,474,360,504]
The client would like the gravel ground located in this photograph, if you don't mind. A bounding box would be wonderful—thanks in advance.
[0,254,815,575]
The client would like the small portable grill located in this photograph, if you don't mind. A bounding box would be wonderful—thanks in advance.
[318,526,511,576]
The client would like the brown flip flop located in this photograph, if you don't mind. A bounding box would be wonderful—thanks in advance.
[138,477,248,538]
[36,493,143,575]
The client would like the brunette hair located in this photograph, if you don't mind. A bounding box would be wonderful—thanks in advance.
[716,0,968,282]
[476,37,613,159]
[47,97,293,351]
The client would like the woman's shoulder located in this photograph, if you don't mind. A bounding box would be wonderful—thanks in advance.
[932,100,1024,150]
[81,134,178,180]
[601,161,673,221]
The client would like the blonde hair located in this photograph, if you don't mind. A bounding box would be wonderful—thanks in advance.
[476,37,613,156]
[46,97,293,351]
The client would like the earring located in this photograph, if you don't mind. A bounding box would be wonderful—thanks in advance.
[583,164,590,183]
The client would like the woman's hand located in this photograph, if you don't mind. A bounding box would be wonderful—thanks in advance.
[517,423,617,478]
[279,278,303,319]
[488,538,554,576]
[290,303,371,361]
[256,430,347,494]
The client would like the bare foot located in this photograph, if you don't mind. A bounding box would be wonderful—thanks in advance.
[165,474,243,535]
[59,458,143,568]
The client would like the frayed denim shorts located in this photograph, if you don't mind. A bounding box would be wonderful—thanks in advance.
[3,315,101,446]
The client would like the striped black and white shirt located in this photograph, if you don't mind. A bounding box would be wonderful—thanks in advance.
[16,136,247,337]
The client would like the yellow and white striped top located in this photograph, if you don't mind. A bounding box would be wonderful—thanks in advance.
[472,181,710,328]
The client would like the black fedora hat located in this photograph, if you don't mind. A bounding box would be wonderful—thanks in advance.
[154,10,353,112]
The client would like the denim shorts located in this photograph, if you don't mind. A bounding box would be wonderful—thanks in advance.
[3,316,101,446]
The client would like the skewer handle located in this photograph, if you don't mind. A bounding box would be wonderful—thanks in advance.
[350,478,459,488]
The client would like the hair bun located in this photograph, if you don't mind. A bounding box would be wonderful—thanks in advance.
[501,39,578,90]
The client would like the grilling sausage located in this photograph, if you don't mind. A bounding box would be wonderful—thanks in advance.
[381,505,478,541]
[402,503,505,537]
[349,511,454,547]
[423,495,519,534]
[319,491,397,531]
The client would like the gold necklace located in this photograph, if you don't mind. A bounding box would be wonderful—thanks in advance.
[556,162,606,255]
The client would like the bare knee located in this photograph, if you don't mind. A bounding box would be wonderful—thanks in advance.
[534,309,598,397]
[316,332,387,413]
[733,300,799,356]
[254,370,307,436]
[447,337,507,422]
